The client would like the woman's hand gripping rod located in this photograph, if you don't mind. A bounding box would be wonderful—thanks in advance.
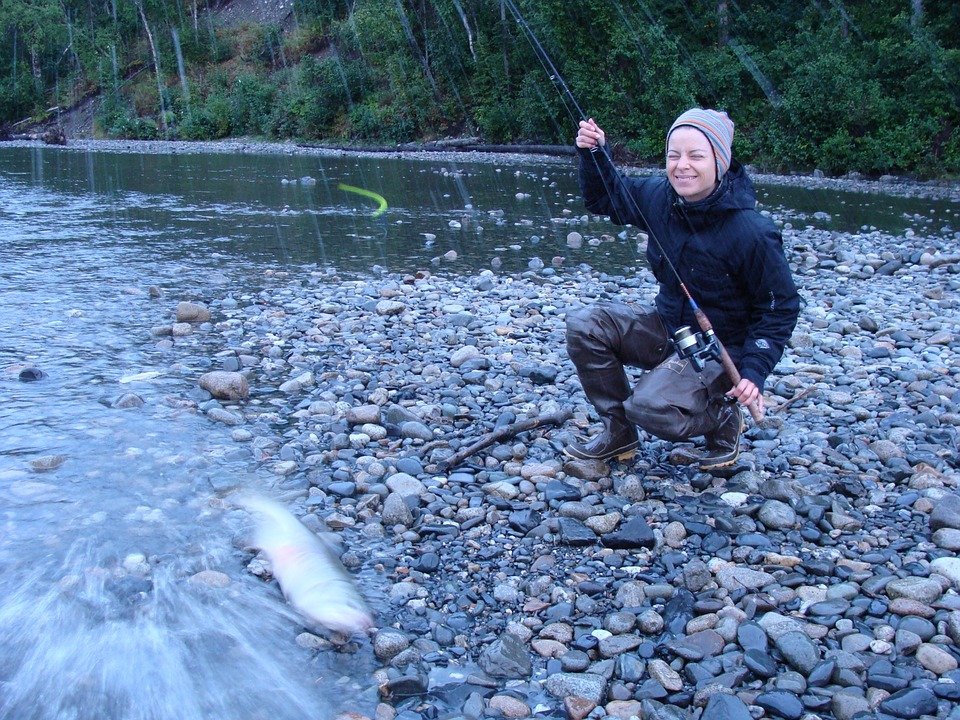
[675,299,765,423]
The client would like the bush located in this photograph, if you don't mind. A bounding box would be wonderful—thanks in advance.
[0,68,41,121]
[293,0,348,24]
[95,94,160,139]
[347,96,415,142]
[228,74,276,135]
[266,55,366,139]
[178,93,232,140]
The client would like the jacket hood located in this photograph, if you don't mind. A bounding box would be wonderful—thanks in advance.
[670,159,757,217]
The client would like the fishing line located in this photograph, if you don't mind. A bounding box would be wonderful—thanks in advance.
[502,0,683,285]
[502,0,765,421]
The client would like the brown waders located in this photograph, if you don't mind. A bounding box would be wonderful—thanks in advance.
[565,303,743,471]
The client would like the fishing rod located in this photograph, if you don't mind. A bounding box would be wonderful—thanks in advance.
[501,0,764,423]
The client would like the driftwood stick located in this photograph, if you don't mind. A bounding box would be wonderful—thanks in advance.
[438,408,573,471]
[769,385,816,414]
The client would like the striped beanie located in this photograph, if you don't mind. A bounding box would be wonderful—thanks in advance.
[667,108,735,179]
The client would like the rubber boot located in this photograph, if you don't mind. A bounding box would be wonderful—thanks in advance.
[565,415,639,462]
[565,368,639,462]
[699,402,744,472]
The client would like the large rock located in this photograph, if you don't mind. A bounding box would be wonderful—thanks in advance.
[886,577,943,604]
[930,494,960,531]
[930,557,960,590]
[175,301,211,323]
[478,633,532,679]
[198,371,249,401]
[543,672,607,705]
[716,566,775,591]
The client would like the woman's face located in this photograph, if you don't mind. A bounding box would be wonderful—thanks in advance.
[666,126,718,202]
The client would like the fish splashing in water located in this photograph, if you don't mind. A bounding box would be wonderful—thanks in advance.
[235,494,374,635]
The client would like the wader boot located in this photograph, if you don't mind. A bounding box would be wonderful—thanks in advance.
[565,369,639,462]
[699,402,744,472]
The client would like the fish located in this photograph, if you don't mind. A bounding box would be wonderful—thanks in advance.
[235,494,374,635]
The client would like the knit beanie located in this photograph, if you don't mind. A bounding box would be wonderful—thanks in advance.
[667,108,735,179]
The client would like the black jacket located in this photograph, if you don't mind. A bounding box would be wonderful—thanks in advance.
[578,147,800,392]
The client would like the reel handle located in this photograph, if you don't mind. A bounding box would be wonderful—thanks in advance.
[684,311,766,424]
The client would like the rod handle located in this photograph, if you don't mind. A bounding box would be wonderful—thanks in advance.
[717,348,765,423]
[692,307,764,423]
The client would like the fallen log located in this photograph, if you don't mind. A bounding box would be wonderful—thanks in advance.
[0,127,67,145]
[437,407,573,471]
[297,141,574,157]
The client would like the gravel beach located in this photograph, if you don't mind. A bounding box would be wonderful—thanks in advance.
[145,164,960,720]
[17,136,960,719]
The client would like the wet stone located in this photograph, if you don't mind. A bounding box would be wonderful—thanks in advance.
[879,688,938,718]
[701,694,753,720]
[600,516,655,549]
[557,518,596,546]
[743,648,777,678]
[736,621,768,652]
[544,480,580,503]
[774,631,820,674]
[478,633,532,679]
[807,658,836,687]
[755,690,805,720]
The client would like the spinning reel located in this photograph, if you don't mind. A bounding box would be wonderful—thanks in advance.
[672,325,722,372]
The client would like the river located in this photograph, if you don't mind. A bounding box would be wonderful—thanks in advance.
[0,143,956,719]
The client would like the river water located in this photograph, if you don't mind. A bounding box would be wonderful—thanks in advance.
[0,144,956,719]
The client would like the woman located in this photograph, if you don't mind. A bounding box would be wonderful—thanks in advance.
[565,108,800,471]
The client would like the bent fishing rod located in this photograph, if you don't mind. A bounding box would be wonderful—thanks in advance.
[502,0,764,423]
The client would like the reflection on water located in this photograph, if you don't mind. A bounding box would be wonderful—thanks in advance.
[0,145,955,718]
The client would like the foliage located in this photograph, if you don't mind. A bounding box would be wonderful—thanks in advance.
[267,55,366,138]
[95,92,158,139]
[1,0,958,176]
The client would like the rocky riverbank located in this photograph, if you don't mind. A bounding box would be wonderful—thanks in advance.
[144,197,960,720]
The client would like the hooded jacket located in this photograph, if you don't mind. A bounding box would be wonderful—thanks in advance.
[578,147,800,392]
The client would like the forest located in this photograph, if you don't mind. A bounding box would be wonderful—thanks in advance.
[1,0,958,177]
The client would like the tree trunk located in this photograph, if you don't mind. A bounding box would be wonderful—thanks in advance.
[12,28,17,92]
[30,46,41,89]
[61,4,82,72]
[911,0,923,28]
[136,1,169,136]
[394,0,442,102]
[500,0,509,83]
[452,0,475,61]
[717,0,729,46]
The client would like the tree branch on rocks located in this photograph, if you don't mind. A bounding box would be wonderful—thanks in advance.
[437,408,573,471]
[769,385,816,414]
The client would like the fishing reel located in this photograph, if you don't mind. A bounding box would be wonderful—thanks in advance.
[672,326,722,372]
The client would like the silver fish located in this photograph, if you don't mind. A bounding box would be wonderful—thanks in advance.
[237,494,374,635]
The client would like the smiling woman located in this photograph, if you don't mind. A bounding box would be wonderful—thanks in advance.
[567,107,800,472]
